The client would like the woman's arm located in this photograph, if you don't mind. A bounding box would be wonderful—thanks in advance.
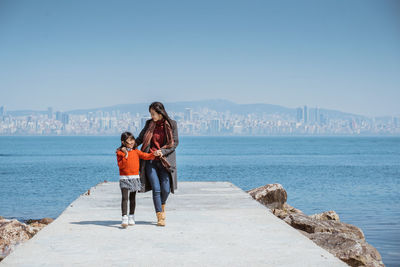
[160,120,179,157]
[135,120,150,147]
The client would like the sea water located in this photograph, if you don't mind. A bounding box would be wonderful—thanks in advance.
[0,136,399,266]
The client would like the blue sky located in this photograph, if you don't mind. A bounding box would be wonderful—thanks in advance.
[0,0,399,116]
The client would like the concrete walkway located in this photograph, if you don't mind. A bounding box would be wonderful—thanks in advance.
[2,182,348,266]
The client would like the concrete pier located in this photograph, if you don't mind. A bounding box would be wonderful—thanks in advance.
[1,182,348,266]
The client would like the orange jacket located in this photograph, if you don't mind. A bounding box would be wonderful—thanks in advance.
[117,149,155,176]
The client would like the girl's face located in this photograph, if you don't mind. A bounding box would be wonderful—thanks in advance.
[150,108,163,122]
[124,138,135,149]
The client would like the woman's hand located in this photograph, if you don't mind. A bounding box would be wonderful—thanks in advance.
[153,150,163,157]
[121,147,128,158]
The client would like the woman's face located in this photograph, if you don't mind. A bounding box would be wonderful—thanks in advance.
[150,108,163,122]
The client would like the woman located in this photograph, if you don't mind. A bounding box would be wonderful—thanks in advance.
[135,101,179,226]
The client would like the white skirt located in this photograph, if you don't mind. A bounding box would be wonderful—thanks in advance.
[119,175,141,192]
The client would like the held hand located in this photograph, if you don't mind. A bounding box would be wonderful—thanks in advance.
[155,150,163,157]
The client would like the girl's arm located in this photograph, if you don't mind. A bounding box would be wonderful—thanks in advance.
[117,151,128,168]
[160,120,179,157]
[137,150,155,161]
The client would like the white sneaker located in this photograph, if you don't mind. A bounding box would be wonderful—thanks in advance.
[128,215,135,225]
[121,215,128,228]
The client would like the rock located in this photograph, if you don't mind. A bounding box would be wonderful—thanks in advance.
[247,183,385,267]
[284,213,384,266]
[309,232,384,267]
[272,203,304,219]
[29,222,47,232]
[39,218,54,225]
[310,211,340,222]
[25,219,39,224]
[0,217,52,261]
[0,219,37,261]
[285,213,364,240]
[247,183,287,209]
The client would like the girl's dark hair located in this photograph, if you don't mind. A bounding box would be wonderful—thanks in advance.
[119,131,137,149]
[149,101,173,126]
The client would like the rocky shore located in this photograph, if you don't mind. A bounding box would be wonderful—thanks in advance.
[0,216,53,262]
[248,184,385,267]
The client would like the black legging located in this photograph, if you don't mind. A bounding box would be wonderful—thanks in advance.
[121,188,136,216]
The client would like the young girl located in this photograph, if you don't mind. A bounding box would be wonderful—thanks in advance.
[117,132,155,228]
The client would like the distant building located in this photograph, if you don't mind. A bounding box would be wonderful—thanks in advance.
[314,107,320,124]
[184,108,192,122]
[210,119,220,134]
[0,105,5,117]
[56,111,62,121]
[47,107,53,119]
[192,112,200,121]
[319,113,326,125]
[233,125,243,134]
[303,105,308,124]
[296,107,303,123]
[61,113,69,125]
[393,117,399,128]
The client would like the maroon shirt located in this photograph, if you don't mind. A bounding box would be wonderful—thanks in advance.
[150,119,166,156]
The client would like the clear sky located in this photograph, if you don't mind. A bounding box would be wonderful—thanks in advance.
[0,0,399,116]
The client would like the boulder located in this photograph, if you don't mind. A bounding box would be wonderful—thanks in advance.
[247,183,287,209]
[0,218,37,261]
[309,232,384,267]
[248,184,385,267]
[272,203,304,219]
[310,211,340,222]
[285,212,364,240]
[39,218,54,225]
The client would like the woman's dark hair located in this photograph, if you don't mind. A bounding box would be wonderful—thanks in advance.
[119,131,137,149]
[149,101,173,126]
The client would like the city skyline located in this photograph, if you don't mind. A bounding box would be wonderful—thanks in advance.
[1,1,399,117]
[1,99,399,136]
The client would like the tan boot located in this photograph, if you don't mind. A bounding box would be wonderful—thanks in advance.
[161,204,166,220]
[156,212,165,226]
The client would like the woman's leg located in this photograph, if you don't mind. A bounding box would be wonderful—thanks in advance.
[146,160,162,213]
[129,191,136,215]
[157,166,170,205]
[121,188,129,216]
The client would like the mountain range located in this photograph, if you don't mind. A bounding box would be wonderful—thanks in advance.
[6,99,375,120]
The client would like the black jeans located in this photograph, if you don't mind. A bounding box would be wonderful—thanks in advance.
[121,188,136,216]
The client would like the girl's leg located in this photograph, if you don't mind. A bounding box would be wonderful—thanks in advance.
[129,191,136,215]
[157,166,170,205]
[121,188,129,216]
[145,161,162,213]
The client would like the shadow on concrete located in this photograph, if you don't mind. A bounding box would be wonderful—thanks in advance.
[70,220,155,228]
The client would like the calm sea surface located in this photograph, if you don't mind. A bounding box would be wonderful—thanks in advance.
[0,136,399,266]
